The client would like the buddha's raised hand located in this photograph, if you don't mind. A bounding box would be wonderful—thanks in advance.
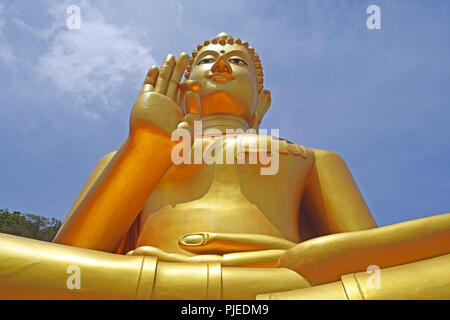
[129,53,200,138]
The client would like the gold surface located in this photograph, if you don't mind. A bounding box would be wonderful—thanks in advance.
[259,254,450,300]
[1,33,449,299]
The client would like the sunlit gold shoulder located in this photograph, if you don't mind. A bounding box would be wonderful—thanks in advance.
[224,133,310,159]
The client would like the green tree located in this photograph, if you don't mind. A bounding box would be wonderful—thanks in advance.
[0,209,62,242]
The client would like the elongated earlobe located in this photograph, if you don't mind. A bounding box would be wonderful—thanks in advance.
[250,89,271,131]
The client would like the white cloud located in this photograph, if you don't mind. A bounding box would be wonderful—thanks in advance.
[37,1,155,118]
[168,0,183,29]
[0,4,14,63]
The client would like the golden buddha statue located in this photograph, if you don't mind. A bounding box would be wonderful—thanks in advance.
[1,32,449,300]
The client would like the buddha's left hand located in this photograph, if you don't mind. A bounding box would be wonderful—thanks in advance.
[127,232,296,267]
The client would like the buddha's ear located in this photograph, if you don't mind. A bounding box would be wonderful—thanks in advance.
[250,89,271,131]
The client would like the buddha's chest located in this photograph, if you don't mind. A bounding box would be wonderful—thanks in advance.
[137,137,313,252]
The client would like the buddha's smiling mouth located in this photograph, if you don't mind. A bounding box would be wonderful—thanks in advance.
[207,72,236,82]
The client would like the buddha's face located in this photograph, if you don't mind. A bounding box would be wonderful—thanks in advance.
[188,44,258,123]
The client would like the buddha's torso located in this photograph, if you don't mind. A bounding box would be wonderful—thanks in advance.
[136,134,314,254]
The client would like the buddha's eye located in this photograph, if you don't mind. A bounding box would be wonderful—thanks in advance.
[197,58,215,65]
[229,58,248,66]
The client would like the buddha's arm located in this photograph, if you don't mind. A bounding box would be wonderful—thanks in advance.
[53,54,194,253]
[55,151,116,236]
[261,253,450,300]
[301,149,378,234]
[279,212,450,285]
[0,233,309,299]
[52,129,174,253]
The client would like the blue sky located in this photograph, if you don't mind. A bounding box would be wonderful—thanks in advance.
[0,0,449,227]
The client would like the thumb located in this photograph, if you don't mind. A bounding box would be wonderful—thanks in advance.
[178,80,201,115]
[178,232,296,255]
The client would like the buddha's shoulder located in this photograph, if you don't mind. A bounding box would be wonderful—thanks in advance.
[234,134,312,159]
[276,138,310,159]
[303,147,348,164]
[243,134,346,162]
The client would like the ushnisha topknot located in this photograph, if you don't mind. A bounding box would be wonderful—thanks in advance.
[185,32,264,92]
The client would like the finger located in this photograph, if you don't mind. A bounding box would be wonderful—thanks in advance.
[140,83,154,94]
[179,232,296,254]
[155,54,176,94]
[184,250,283,268]
[177,80,201,114]
[143,65,159,87]
[185,91,202,115]
[166,52,190,101]
[178,80,201,99]
[128,246,282,268]
[129,246,191,262]
[220,249,284,268]
[130,246,224,264]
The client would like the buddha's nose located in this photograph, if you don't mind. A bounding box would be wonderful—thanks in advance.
[211,56,232,73]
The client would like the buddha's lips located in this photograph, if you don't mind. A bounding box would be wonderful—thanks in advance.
[207,72,235,82]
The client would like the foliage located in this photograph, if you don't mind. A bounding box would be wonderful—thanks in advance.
[0,208,62,242]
